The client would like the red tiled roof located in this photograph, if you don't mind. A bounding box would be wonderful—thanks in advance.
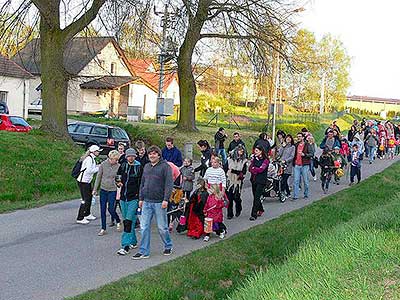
[128,59,177,92]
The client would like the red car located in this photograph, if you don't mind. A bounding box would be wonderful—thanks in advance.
[0,114,32,132]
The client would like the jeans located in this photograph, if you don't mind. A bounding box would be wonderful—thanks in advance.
[367,145,376,163]
[77,182,92,220]
[309,159,316,177]
[99,189,120,230]
[217,148,227,165]
[293,165,309,199]
[120,200,138,248]
[281,173,291,196]
[139,201,173,256]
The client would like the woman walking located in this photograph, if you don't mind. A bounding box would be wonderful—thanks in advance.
[76,145,100,224]
[226,145,247,219]
[93,150,122,236]
[277,134,295,198]
[249,145,269,221]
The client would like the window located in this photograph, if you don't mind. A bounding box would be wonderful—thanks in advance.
[0,91,8,103]
[111,62,116,74]
[111,128,128,139]
[143,94,147,114]
[9,117,29,127]
[91,126,108,136]
[75,124,92,134]
[68,124,77,133]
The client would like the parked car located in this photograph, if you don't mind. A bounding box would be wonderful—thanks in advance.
[0,101,9,114]
[67,121,130,154]
[0,114,32,132]
[28,98,42,114]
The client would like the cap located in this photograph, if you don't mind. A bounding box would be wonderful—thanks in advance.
[125,148,137,157]
[89,145,102,152]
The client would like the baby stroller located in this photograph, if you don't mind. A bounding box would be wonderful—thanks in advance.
[260,160,288,203]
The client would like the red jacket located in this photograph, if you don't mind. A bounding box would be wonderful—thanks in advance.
[340,142,350,156]
[203,194,226,223]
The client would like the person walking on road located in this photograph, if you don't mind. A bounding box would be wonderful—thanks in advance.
[194,140,212,177]
[319,148,334,194]
[162,137,183,167]
[214,127,228,165]
[227,132,246,155]
[277,134,295,198]
[226,145,247,219]
[93,150,121,236]
[249,145,269,221]
[365,129,379,164]
[133,146,174,259]
[116,148,143,255]
[293,133,312,200]
[349,144,363,185]
[76,145,100,224]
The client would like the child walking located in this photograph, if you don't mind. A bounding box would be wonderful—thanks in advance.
[187,178,208,239]
[387,135,396,159]
[203,184,227,242]
[181,158,195,200]
[350,144,362,185]
[319,148,334,194]
[203,157,226,190]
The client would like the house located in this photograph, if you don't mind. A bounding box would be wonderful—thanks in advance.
[0,54,33,118]
[346,95,400,115]
[12,37,157,117]
[128,59,180,118]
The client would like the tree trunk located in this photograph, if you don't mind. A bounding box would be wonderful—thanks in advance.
[176,0,211,132]
[176,40,198,131]
[39,20,69,138]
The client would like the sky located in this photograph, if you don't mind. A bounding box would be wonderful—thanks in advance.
[299,0,400,99]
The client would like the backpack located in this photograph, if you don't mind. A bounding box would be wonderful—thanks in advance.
[71,159,84,179]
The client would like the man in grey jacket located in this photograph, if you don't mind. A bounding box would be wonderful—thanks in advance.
[132,145,174,259]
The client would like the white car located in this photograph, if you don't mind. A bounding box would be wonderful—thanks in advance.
[28,98,42,114]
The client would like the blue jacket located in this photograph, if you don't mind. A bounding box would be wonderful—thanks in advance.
[162,146,183,167]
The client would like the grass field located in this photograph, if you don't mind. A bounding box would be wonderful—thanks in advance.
[0,130,82,213]
[70,161,400,300]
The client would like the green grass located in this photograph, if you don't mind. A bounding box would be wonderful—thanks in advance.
[0,130,82,213]
[70,161,400,300]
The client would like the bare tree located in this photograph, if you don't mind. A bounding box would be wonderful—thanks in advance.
[169,0,300,131]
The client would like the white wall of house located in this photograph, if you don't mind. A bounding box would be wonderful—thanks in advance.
[0,76,30,118]
[79,42,131,77]
[164,78,180,105]
[128,83,157,118]
[81,89,116,112]
[28,76,41,102]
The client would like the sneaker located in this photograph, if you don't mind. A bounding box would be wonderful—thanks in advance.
[77,219,90,225]
[235,212,241,217]
[219,232,225,239]
[132,253,149,260]
[129,244,138,250]
[304,196,309,199]
[85,214,96,221]
[98,229,106,236]
[349,182,354,186]
[116,223,122,232]
[203,236,210,242]
[227,216,233,220]
[249,217,256,221]
[313,176,317,181]
[117,248,128,256]
[163,248,173,256]
[109,222,116,227]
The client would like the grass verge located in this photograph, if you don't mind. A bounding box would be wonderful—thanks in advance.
[70,162,400,300]
[0,130,81,213]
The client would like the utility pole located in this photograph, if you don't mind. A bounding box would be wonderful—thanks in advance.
[155,3,170,124]
[320,72,325,114]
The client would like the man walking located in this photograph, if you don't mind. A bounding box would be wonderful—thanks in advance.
[132,145,174,259]
[214,127,228,165]
[227,132,246,155]
[116,148,143,255]
[293,133,313,200]
[162,137,183,167]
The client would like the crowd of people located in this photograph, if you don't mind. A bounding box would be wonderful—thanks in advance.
[72,118,398,259]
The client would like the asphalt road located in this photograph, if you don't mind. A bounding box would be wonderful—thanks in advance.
[1,157,398,300]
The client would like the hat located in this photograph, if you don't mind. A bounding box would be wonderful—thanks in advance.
[89,145,102,152]
[125,148,137,157]
[219,127,224,131]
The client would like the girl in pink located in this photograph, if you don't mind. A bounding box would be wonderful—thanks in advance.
[203,184,227,242]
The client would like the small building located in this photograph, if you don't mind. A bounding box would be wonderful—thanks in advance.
[346,95,400,115]
[0,54,33,118]
[12,37,157,117]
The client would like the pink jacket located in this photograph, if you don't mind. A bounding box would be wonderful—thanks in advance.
[203,194,226,223]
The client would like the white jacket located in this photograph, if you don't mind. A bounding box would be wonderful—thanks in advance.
[77,154,99,183]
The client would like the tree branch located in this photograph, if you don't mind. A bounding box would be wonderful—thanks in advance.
[199,33,256,40]
[62,0,106,41]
